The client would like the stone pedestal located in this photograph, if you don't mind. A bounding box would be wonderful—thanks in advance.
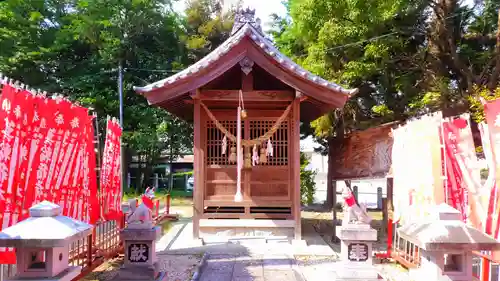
[0,201,93,281]
[114,226,162,281]
[333,224,379,281]
[8,266,80,281]
[408,250,473,281]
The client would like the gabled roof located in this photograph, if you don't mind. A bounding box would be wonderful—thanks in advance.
[134,9,358,121]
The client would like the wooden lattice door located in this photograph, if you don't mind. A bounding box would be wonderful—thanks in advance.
[204,110,290,202]
[247,117,289,201]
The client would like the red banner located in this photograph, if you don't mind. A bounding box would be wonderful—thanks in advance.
[0,85,31,263]
[478,122,496,237]
[0,82,99,263]
[100,118,122,220]
[484,99,500,239]
[441,118,468,221]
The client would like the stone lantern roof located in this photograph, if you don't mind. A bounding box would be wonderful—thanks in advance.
[0,201,92,248]
[398,203,500,251]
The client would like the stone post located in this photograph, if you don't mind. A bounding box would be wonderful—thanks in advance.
[116,226,162,281]
[114,195,162,281]
[352,186,358,200]
[377,187,383,209]
[334,224,379,280]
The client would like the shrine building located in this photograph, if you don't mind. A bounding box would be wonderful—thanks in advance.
[134,8,357,241]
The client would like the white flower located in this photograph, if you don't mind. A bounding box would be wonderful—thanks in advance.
[70,117,79,128]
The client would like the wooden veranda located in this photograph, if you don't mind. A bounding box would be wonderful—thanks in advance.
[134,8,357,241]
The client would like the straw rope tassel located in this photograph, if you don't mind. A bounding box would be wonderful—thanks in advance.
[266,139,273,157]
[221,135,227,155]
[252,144,259,166]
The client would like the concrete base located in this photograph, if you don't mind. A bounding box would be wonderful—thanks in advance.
[200,226,294,239]
[334,224,380,281]
[114,263,160,281]
[8,266,80,281]
[333,262,380,280]
[292,239,308,247]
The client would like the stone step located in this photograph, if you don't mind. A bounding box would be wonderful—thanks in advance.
[202,236,291,245]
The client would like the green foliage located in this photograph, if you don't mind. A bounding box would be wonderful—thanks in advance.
[0,0,236,191]
[183,0,237,62]
[172,171,194,177]
[272,0,500,143]
[300,152,317,205]
[468,86,500,123]
[481,168,489,180]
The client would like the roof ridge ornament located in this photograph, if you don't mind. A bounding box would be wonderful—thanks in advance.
[231,7,263,36]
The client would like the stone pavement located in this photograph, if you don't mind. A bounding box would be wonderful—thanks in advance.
[199,254,328,281]
[155,219,411,281]
[198,253,413,281]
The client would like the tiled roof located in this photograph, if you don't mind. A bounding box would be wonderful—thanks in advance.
[134,22,357,96]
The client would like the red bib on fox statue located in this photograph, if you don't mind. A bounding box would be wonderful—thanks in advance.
[342,185,372,225]
[141,187,155,210]
[343,188,357,207]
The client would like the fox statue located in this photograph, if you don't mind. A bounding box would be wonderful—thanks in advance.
[127,187,155,229]
[342,185,372,226]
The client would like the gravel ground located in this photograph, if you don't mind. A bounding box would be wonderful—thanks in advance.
[80,257,123,281]
[80,254,202,281]
[375,262,411,281]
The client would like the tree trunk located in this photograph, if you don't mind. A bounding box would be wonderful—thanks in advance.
[142,160,154,191]
[325,137,335,209]
[330,111,345,243]
[488,7,500,91]
[137,153,146,191]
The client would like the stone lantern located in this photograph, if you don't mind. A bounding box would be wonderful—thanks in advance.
[0,201,92,281]
[398,203,500,281]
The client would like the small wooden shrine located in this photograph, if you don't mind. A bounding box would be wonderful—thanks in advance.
[134,8,357,240]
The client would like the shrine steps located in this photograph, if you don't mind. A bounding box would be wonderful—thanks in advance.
[199,218,295,242]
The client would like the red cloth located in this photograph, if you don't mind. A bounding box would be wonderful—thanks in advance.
[141,195,154,210]
[344,192,356,207]
[440,120,468,222]
[0,85,28,264]
[100,118,122,220]
[0,83,100,263]
[484,100,500,239]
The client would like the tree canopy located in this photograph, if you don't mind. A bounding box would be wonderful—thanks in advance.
[0,0,236,190]
[271,0,500,138]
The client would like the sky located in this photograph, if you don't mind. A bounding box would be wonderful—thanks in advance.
[172,0,288,28]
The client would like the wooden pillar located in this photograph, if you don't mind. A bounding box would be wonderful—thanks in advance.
[292,95,301,240]
[192,91,204,240]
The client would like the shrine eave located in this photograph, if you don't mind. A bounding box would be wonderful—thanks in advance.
[133,23,358,110]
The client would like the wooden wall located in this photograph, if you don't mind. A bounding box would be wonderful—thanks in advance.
[192,91,302,239]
